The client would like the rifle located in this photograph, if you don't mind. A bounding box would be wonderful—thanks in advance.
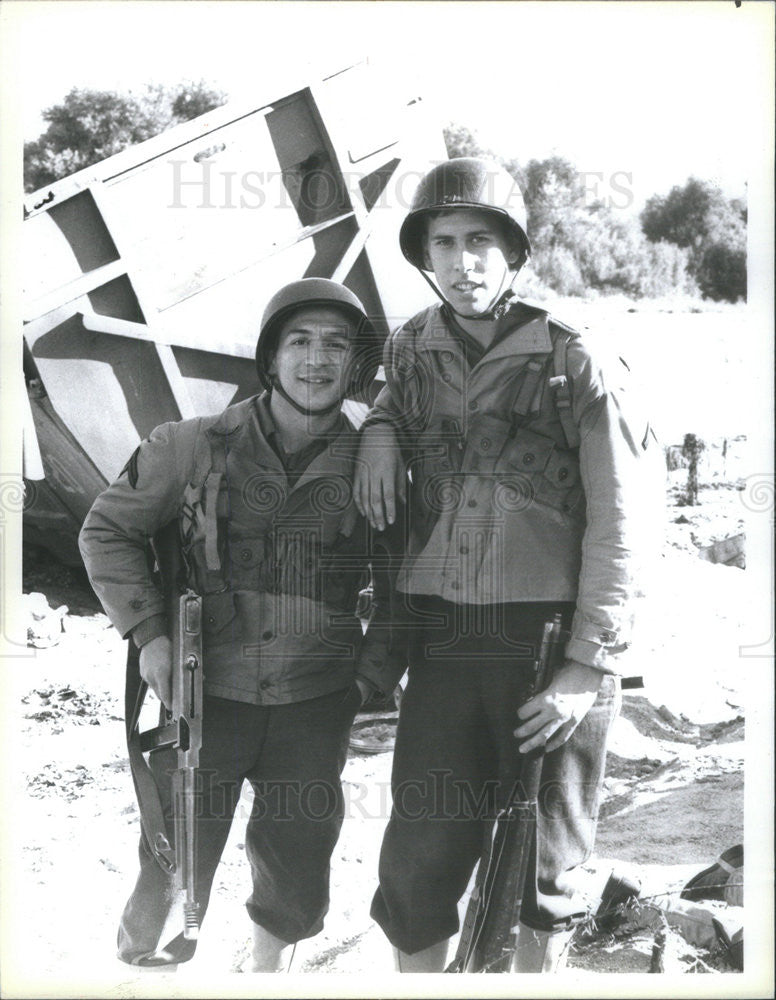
[446,613,566,973]
[125,520,204,940]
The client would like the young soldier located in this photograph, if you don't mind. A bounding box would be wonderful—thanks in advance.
[80,278,404,971]
[354,158,660,972]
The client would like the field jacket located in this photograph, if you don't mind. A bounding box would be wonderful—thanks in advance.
[364,301,662,672]
[79,395,405,705]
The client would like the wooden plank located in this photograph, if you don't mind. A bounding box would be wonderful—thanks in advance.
[153,344,198,420]
[23,260,127,322]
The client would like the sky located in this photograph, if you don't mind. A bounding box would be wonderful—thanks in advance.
[3,0,773,214]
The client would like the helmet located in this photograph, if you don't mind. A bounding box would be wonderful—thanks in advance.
[399,157,531,271]
[255,278,380,400]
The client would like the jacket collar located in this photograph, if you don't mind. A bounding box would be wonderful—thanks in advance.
[204,393,358,495]
[417,302,553,364]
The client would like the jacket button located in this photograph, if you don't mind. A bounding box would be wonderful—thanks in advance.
[480,438,490,451]
[522,453,535,466]
[558,467,569,481]
[441,351,454,363]
[260,680,271,690]
[130,599,144,610]
[442,373,452,384]
[467,499,477,508]
[241,548,252,561]
[460,545,469,555]
[468,400,479,412]
[262,630,273,641]
[450,581,460,590]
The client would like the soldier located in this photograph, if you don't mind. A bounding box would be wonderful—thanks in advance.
[80,278,404,971]
[354,158,661,972]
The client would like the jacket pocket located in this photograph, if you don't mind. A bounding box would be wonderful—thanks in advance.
[465,414,512,473]
[202,591,239,644]
[502,428,582,514]
[224,539,268,593]
[536,448,584,513]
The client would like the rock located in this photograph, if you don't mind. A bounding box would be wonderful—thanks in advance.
[698,532,745,568]
[23,592,69,648]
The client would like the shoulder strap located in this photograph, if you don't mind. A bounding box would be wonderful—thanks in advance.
[510,356,547,421]
[180,429,226,575]
[548,323,581,450]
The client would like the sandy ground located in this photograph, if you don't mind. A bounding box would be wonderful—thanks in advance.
[2,302,772,997]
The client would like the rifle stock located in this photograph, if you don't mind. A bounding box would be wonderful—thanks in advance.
[446,614,566,973]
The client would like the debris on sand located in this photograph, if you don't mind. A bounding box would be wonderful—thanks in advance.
[23,592,68,648]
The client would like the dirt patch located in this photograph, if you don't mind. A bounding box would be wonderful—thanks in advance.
[597,771,743,866]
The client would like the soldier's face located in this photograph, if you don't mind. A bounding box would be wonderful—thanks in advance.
[271,306,355,409]
[424,209,518,316]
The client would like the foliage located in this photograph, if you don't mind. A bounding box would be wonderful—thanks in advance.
[443,122,495,161]
[696,242,746,303]
[442,125,746,301]
[640,178,746,302]
[24,81,227,192]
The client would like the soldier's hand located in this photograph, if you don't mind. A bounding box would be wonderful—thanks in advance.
[514,660,604,754]
[354,425,405,531]
[139,635,173,711]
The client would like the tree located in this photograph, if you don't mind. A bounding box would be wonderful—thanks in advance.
[443,122,493,161]
[437,124,710,300]
[640,178,746,302]
[24,81,227,192]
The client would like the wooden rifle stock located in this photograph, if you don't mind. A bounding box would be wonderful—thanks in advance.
[446,614,565,973]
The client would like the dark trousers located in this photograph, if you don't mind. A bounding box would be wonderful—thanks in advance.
[370,598,620,954]
[118,686,361,965]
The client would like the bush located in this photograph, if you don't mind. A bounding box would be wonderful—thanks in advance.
[640,178,746,302]
[441,127,740,301]
[696,242,746,302]
[25,82,226,192]
[533,245,587,297]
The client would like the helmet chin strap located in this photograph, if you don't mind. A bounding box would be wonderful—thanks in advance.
[270,377,342,417]
[418,266,518,322]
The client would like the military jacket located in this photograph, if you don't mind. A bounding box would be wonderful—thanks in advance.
[365,302,663,672]
[79,395,404,705]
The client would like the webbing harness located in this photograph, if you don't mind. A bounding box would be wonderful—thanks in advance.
[180,431,229,588]
[506,324,581,450]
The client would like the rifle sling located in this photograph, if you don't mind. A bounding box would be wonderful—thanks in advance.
[125,644,177,874]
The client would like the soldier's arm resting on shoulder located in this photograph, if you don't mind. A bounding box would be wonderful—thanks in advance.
[354,330,418,531]
[78,421,193,708]
[355,421,404,532]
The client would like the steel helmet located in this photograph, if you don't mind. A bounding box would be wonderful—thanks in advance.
[399,157,531,271]
[255,278,380,400]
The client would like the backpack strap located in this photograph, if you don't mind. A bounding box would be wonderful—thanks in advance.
[203,436,229,574]
[509,356,548,426]
[549,324,581,450]
[179,427,227,584]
